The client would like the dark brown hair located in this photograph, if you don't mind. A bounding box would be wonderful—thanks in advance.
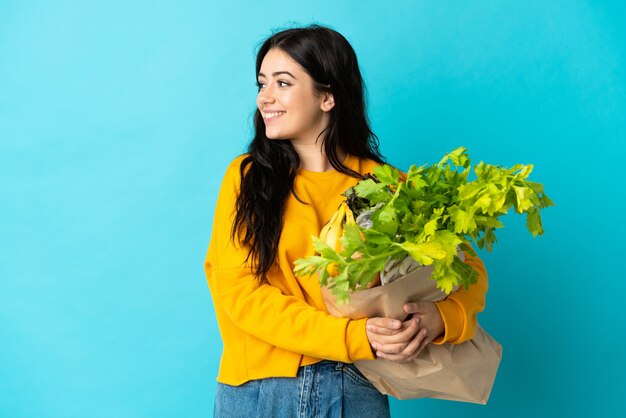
[233,24,385,279]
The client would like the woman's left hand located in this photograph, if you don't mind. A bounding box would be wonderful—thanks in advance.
[366,316,426,362]
[402,301,444,356]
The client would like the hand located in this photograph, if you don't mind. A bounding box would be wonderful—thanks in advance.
[402,301,444,356]
[365,316,428,363]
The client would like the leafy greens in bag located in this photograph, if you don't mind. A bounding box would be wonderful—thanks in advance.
[293,147,554,303]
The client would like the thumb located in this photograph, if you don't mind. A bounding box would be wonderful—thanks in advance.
[403,302,423,314]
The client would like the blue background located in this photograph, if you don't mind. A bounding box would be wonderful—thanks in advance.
[1,1,624,417]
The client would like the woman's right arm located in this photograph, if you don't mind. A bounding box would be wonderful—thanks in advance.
[205,158,377,363]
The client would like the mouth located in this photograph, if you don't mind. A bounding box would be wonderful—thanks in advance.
[263,111,286,122]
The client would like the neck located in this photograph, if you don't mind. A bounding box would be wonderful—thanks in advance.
[291,142,346,172]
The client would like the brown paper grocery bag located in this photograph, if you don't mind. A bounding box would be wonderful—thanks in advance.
[321,265,502,404]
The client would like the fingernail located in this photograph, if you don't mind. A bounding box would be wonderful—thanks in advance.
[392,320,401,328]
[372,343,377,350]
[366,325,372,331]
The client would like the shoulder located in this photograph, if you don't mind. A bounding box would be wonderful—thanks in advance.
[350,155,385,177]
[225,153,249,174]
[214,154,250,201]
[221,153,250,182]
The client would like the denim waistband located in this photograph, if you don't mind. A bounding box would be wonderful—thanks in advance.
[214,360,390,417]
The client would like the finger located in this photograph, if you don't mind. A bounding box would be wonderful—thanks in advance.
[376,337,421,362]
[376,340,410,355]
[377,326,426,357]
[376,351,409,363]
[404,334,431,363]
[413,334,431,358]
[368,317,402,330]
[403,302,422,314]
[378,317,420,344]
[399,328,427,358]
[375,350,413,362]
[366,323,401,337]
[388,328,428,360]
[366,318,402,337]
[368,321,418,352]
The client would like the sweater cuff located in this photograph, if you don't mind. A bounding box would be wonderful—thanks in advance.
[432,299,463,345]
[346,318,376,361]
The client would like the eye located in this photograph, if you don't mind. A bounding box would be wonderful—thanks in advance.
[256,80,291,91]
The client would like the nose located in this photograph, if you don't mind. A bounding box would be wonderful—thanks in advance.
[257,82,276,105]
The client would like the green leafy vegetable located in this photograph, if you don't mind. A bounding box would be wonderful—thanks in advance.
[294,147,554,303]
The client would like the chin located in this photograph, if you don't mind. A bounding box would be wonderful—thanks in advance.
[265,131,290,140]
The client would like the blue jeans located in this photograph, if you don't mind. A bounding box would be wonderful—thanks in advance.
[214,360,390,418]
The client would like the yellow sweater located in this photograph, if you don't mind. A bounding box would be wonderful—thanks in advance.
[204,154,488,385]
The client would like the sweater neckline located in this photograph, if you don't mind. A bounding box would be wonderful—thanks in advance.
[297,154,355,180]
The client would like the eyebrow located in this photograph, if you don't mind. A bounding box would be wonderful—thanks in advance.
[257,71,297,80]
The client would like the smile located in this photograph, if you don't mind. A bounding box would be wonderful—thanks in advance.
[263,111,286,121]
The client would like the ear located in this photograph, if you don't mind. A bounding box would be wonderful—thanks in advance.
[320,91,335,112]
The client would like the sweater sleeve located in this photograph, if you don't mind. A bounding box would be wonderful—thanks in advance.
[432,249,489,345]
[205,158,375,363]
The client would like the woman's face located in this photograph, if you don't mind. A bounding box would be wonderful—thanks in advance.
[256,48,334,145]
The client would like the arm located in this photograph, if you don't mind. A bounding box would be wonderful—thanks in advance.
[430,250,489,344]
[205,158,375,362]
[396,249,488,349]
[367,253,488,360]
[377,250,487,360]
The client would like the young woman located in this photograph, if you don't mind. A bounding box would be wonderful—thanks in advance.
[204,24,488,417]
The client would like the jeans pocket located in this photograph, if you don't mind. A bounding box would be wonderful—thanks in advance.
[343,363,379,391]
[214,380,261,417]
